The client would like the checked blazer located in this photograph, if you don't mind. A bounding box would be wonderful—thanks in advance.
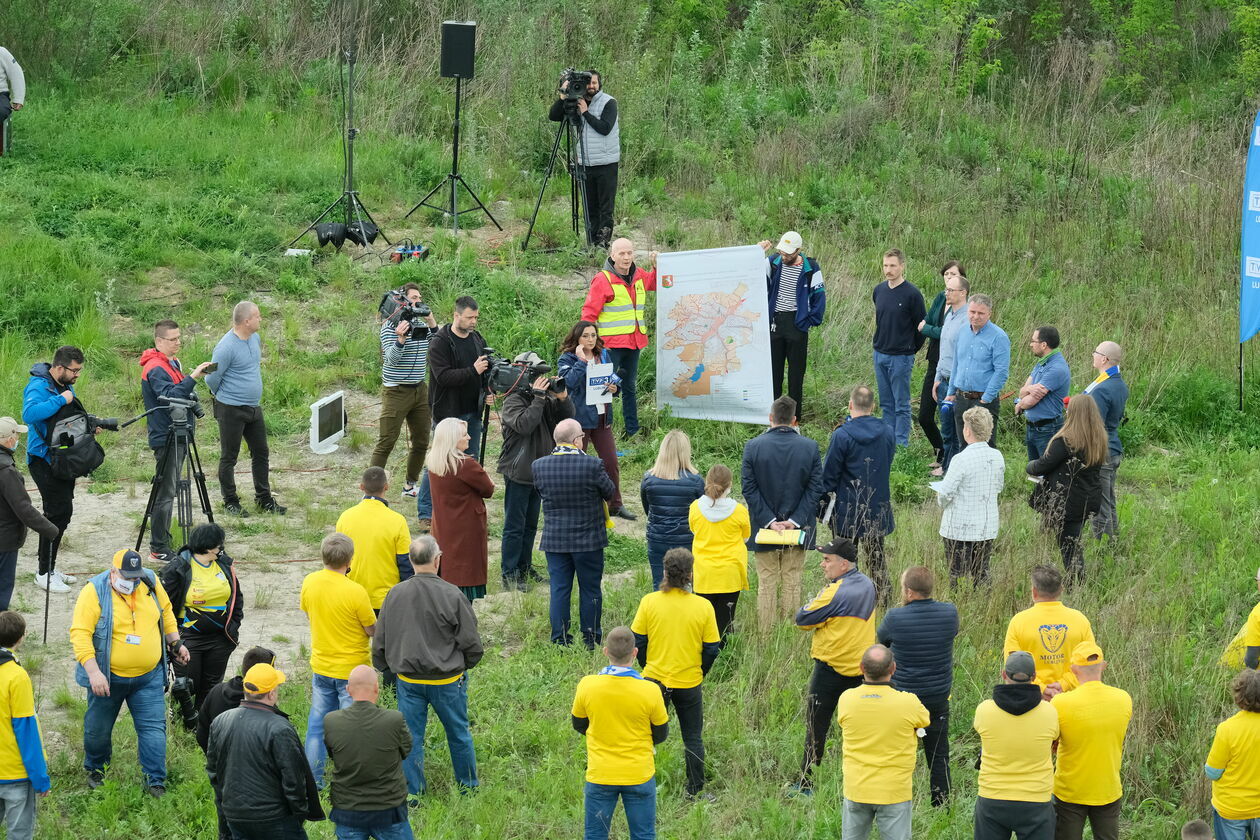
[532,446,617,553]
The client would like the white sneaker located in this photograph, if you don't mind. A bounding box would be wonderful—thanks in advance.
[402,483,419,498]
[34,572,70,594]
[55,570,77,585]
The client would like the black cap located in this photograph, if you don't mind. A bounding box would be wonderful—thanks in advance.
[816,537,858,562]
[114,549,145,580]
[1004,651,1036,683]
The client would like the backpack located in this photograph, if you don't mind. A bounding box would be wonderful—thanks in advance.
[44,398,105,479]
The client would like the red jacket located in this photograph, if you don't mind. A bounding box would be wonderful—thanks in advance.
[580,263,657,350]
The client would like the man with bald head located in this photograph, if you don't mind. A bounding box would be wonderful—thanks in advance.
[1082,340,1128,538]
[581,240,657,440]
[207,301,284,517]
[533,418,617,647]
[324,665,414,837]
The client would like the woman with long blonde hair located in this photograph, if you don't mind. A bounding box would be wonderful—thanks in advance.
[426,417,495,600]
[687,463,751,638]
[1027,394,1107,581]
[640,430,705,590]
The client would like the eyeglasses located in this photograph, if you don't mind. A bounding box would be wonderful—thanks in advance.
[1092,350,1106,357]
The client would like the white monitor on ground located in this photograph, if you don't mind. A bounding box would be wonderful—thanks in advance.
[310,391,346,454]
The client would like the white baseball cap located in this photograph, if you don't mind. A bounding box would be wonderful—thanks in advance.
[0,418,28,438]
[776,231,804,254]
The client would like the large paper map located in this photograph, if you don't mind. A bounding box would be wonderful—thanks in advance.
[655,246,773,423]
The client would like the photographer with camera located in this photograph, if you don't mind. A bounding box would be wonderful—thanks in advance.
[207,302,286,517]
[140,320,214,563]
[549,69,619,248]
[22,345,98,594]
[415,295,487,529]
[370,284,439,501]
[497,354,573,591]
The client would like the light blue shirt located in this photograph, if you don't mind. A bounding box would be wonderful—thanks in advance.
[1023,350,1070,422]
[935,305,967,382]
[206,331,263,407]
[947,321,1010,403]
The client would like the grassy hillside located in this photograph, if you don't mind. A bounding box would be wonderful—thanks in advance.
[2,0,1260,836]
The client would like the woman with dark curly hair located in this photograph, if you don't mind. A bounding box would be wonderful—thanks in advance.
[1204,669,1260,837]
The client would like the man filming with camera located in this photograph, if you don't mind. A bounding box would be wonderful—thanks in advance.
[549,69,619,248]
[370,283,439,501]
[497,355,573,591]
[140,320,213,563]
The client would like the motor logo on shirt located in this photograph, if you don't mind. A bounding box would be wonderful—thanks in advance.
[1039,624,1068,654]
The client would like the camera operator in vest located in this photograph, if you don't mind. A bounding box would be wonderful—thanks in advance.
[549,69,619,249]
[22,346,117,594]
[140,320,214,564]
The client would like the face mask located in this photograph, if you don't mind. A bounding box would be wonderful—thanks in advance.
[111,577,136,595]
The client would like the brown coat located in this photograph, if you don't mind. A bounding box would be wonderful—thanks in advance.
[431,457,495,587]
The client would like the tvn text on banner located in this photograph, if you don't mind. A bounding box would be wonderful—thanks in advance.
[655,245,773,423]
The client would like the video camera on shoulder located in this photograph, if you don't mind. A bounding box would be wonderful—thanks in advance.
[378,286,432,340]
[481,348,563,396]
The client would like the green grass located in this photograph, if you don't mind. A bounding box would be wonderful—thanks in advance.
[1,3,1259,835]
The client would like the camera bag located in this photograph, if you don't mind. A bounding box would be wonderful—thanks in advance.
[43,397,106,479]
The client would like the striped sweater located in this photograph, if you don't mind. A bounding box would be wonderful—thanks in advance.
[380,322,433,386]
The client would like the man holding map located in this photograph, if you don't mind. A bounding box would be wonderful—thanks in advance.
[581,239,657,441]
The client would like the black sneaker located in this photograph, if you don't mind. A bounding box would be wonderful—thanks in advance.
[611,507,638,521]
[525,567,547,583]
[223,502,250,518]
[145,783,166,798]
[501,575,519,592]
[257,499,287,515]
[86,770,105,790]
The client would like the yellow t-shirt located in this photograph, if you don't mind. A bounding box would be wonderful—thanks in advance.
[70,577,178,678]
[1051,680,1132,805]
[182,559,231,627]
[337,498,412,609]
[0,660,44,783]
[974,696,1060,801]
[299,569,376,680]
[1207,710,1260,820]
[836,683,930,804]
[688,499,751,594]
[630,590,720,689]
[1003,601,1095,691]
[1245,602,1260,648]
[571,672,669,785]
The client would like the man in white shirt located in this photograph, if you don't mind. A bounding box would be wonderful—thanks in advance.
[0,47,25,129]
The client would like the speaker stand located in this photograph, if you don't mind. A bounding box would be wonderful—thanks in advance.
[405,77,502,234]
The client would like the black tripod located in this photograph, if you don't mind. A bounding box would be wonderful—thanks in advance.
[405,77,502,234]
[523,99,594,251]
[287,44,389,249]
[127,396,215,556]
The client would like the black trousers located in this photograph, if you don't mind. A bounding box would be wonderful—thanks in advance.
[770,312,809,417]
[1052,796,1120,840]
[28,456,75,576]
[176,633,236,710]
[974,796,1055,840]
[1057,516,1088,583]
[953,393,1000,447]
[213,401,272,505]
[920,693,951,806]
[582,162,618,246]
[800,660,863,783]
[699,591,740,639]
[946,538,994,585]
[918,358,944,461]
[655,682,706,794]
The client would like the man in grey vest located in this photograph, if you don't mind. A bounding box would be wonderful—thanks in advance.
[549,70,620,248]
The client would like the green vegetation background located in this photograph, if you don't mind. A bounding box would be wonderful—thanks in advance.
[1,0,1260,836]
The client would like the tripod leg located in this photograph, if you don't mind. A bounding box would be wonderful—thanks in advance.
[350,194,392,246]
[404,178,451,220]
[286,194,347,249]
[455,175,503,230]
[523,121,570,251]
[187,437,216,524]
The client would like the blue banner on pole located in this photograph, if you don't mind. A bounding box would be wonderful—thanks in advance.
[1241,110,1260,344]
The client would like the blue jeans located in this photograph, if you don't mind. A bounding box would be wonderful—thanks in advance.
[606,347,641,436]
[500,478,541,580]
[585,778,656,840]
[1214,810,1260,840]
[939,401,958,471]
[1024,417,1062,460]
[646,539,688,592]
[305,674,352,786]
[873,351,914,446]
[83,664,167,786]
[396,676,478,794]
[416,410,483,518]
[333,819,415,840]
[547,550,605,647]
